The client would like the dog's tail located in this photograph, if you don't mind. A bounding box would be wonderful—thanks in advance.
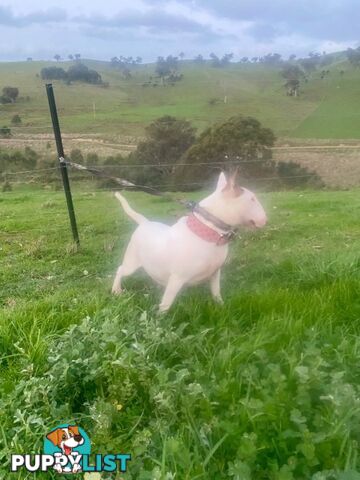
[114,192,147,225]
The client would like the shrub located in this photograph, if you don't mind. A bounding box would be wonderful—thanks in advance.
[2,86,19,103]
[2,180,12,192]
[40,66,68,80]
[11,114,21,125]
[0,126,11,138]
[277,161,324,188]
[0,95,12,104]
[40,63,102,84]
[67,63,102,84]
[86,152,100,165]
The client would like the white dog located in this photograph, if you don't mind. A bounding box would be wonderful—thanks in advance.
[112,171,267,311]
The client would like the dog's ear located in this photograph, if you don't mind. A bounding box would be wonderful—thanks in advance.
[222,169,244,197]
[68,425,79,436]
[46,429,61,446]
[216,172,228,191]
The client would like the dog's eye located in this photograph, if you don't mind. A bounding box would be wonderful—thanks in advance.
[62,434,67,440]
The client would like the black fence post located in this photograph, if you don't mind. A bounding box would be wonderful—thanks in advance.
[46,83,80,246]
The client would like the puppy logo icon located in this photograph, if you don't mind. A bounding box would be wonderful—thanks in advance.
[44,424,90,474]
[11,423,130,474]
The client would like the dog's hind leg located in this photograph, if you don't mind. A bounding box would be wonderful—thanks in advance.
[112,241,141,295]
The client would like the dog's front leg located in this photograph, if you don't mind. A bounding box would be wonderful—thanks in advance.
[159,275,185,312]
[209,269,224,304]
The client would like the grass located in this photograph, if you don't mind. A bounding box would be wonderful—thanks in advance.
[1,59,360,139]
[0,184,360,479]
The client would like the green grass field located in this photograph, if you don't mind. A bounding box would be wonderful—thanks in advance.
[1,185,360,479]
[1,59,360,139]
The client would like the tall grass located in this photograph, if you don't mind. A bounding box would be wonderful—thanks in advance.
[0,187,359,479]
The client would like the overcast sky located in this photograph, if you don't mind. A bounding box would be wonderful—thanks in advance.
[0,0,358,62]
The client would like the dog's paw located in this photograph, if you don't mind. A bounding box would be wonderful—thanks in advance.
[111,287,123,295]
[213,295,224,305]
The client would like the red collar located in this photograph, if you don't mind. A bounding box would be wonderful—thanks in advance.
[186,214,231,245]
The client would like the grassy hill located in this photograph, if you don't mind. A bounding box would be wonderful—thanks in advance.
[0,58,360,139]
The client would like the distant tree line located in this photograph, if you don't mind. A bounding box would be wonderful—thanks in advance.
[40,62,102,85]
[110,56,143,79]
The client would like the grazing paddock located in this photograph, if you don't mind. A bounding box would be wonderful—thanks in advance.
[0,186,360,479]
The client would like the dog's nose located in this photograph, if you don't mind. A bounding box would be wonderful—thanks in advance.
[74,435,82,442]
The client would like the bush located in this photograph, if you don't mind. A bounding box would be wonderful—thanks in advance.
[0,146,38,173]
[67,63,102,84]
[2,180,12,192]
[11,114,21,125]
[0,95,11,104]
[2,86,19,102]
[40,66,68,80]
[86,152,100,165]
[0,126,11,138]
[277,161,324,188]
[40,63,102,84]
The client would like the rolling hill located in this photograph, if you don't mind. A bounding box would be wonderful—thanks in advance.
[0,58,360,140]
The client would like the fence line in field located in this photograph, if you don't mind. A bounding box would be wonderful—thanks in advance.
[0,171,351,185]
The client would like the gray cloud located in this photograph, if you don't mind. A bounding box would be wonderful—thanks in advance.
[187,0,360,43]
[0,1,358,61]
[0,6,67,27]
[74,9,213,34]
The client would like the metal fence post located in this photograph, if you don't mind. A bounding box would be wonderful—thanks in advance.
[46,83,80,246]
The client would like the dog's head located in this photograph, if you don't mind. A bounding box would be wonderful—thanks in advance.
[200,171,267,229]
[46,426,84,455]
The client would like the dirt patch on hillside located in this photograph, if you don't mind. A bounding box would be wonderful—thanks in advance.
[273,141,360,187]
[0,133,138,158]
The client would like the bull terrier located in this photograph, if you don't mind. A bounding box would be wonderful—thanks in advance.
[112,171,267,311]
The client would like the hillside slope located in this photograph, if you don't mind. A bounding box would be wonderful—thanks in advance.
[0,59,359,139]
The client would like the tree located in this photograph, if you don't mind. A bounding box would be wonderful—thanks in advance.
[135,56,142,64]
[40,67,67,80]
[74,53,81,61]
[288,54,297,61]
[174,116,275,188]
[130,115,196,187]
[281,64,304,96]
[2,87,19,103]
[210,52,233,68]
[54,54,61,62]
[240,57,249,63]
[179,52,185,60]
[67,63,102,84]
[155,55,179,83]
[26,57,33,62]
[346,47,360,67]
[194,54,205,64]
[300,53,321,74]
[68,54,74,60]
[11,114,21,125]
[262,53,282,65]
